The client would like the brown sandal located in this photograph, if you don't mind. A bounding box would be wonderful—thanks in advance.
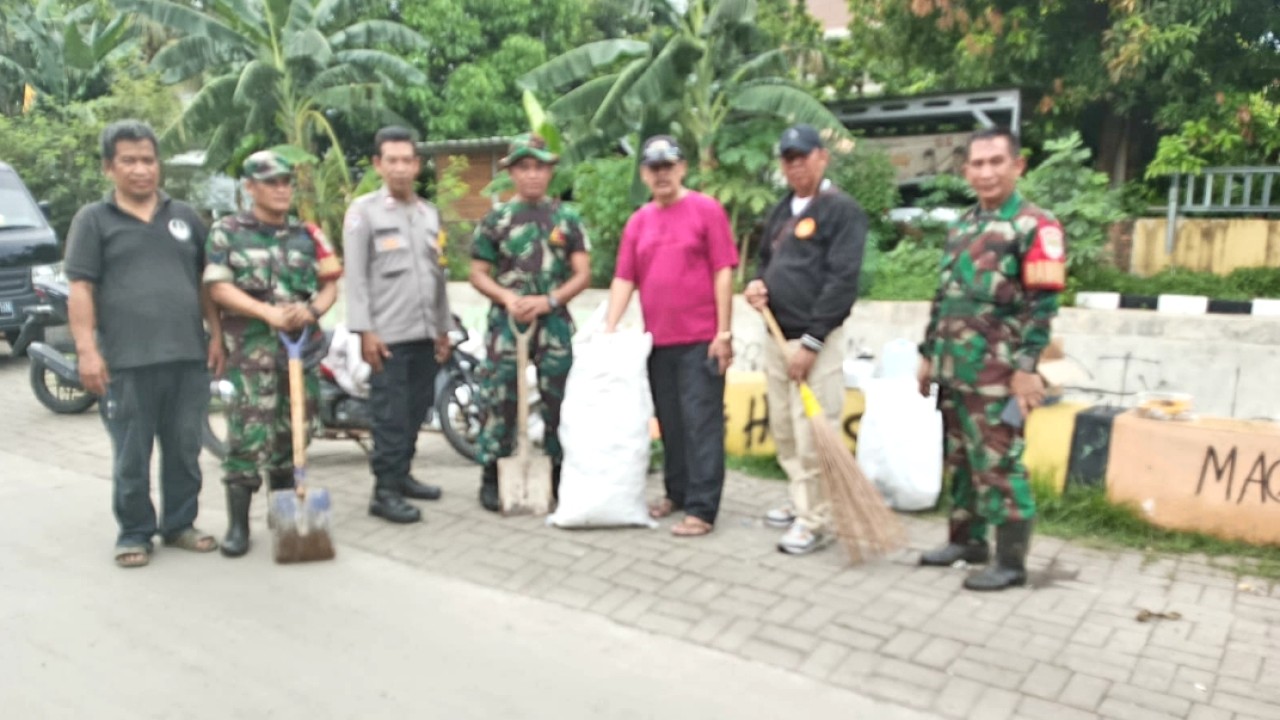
[649,498,676,519]
[671,515,713,537]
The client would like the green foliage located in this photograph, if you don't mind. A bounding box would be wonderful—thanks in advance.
[570,156,636,287]
[1069,265,1280,302]
[1146,92,1280,178]
[844,0,1280,184]
[121,0,430,244]
[393,0,596,141]
[0,0,136,111]
[1020,133,1126,271]
[523,0,852,175]
[434,155,475,281]
[1035,486,1280,577]
[0,70,181,240]
[861,241,941,301]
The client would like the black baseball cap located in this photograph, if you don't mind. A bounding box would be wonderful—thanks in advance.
[778,124,824,155]
[640,135,683,166]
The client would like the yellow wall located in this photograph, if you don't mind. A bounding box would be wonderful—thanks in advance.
[1023,402,1089,495]
[723,373,1084,496]
[723,372,864,456]
[1131,218,1280,277]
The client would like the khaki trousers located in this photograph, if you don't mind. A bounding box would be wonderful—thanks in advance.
[764,327,845,533]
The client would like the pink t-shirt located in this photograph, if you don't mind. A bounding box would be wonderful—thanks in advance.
[615,191,739,347]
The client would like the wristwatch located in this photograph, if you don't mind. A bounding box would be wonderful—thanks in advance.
[547,294,561,310]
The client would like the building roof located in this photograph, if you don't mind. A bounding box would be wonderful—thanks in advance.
[807,0,852,38]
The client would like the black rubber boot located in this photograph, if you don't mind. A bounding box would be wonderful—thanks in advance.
[551,461,562,502]
[402,476,443,501]
[479,462,499,512]
[369,490,422,524]
[220,484,252,558]
[963,520,1032,591]
[920,515,990,566]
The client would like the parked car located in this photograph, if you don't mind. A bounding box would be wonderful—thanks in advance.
[0,162,63,352]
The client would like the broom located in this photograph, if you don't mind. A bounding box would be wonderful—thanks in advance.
[761,308,905,563]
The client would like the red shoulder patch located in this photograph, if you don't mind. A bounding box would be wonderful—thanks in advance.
[1023,218,1066,291]
[305,222,343,280]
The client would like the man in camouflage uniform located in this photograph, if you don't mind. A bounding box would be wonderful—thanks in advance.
[204,151,341,557]
[468,134,592,512]
[918,128,1065,591]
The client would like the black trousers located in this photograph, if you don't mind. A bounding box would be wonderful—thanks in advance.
[648,342,726,524]
[101,360,209,548]
[369,339,438,494]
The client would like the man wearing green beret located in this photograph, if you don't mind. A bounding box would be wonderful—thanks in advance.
[203,150,341,557]
[469,134,591,511]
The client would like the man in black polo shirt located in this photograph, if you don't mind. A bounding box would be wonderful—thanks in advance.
[65,120,225,568]
[745,124,867,556]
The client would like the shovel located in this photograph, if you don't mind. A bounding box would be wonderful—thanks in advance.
[498,316,553,516]
[267,329,336,563]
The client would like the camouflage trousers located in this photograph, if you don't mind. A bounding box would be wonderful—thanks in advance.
[222,321,318,490]
[474,307,573,466]
[939,386,1037,537]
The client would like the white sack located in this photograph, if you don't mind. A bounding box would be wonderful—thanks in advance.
[549,307,655,529]
[856,376,942,511]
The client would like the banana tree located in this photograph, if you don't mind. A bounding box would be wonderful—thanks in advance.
[118,0,429,241]
[519,0,850,173]
[0,0,136,111]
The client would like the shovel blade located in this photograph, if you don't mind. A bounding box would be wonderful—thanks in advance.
[498,455,553,517]
[268,487,336,564]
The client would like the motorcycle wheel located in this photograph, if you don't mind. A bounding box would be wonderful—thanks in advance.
[435,373,482,463]
[29,356,97,414]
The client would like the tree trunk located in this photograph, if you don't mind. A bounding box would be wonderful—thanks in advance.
[1096,107,1133,188]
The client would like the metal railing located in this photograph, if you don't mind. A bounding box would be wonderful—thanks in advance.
[1165,167,1279,252]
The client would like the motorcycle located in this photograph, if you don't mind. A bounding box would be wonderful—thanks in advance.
[202,318,498,464]
[19,278,98,415]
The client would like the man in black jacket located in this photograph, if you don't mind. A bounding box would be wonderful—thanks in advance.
[745,124,867,555]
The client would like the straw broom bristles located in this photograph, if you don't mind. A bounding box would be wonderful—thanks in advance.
[762,309,905,564]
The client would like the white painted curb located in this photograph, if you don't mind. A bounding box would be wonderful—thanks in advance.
[1075,292,1121,310]
[1251,298,1280,317]
[1156,294,1209,315]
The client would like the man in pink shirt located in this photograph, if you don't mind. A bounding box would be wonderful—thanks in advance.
[605,135,739,537]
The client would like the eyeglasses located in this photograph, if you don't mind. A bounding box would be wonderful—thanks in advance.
[642,145,682,165]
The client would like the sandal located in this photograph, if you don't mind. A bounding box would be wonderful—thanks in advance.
[649,498,677,519]
[162,528,219,553]
[671,515,714,537]
[114,545,151,569]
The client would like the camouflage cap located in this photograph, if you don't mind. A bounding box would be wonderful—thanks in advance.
[243,150,292,180]
[499,133,558,169]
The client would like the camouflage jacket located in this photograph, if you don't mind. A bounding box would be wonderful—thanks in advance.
[471,199,588,297]
[922,192,1066,395]
[203,212,340,317]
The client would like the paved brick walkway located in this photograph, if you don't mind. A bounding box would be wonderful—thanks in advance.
[2,352,1276,720]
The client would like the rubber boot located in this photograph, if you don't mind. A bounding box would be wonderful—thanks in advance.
[551,461,562,502]
[920,515,990,566]
[220,484,252,558]
[963,520,1032,591]
[479,462,499,512]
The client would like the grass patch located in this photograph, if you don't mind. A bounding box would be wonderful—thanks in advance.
[1035,485,1280,579]
[726,454,787,480]
[726,460,1280,579]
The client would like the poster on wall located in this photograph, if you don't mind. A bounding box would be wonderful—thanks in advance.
[862,132,970,184]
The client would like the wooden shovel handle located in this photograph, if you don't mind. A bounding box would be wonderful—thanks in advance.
[289,357,306,471]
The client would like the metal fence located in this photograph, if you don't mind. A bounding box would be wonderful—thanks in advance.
[1165,167,1279,252]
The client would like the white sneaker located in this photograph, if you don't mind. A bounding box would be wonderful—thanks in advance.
[763,506,795,528]
[778,521,827,555]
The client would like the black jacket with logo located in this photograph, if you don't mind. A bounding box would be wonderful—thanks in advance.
[757,183,867,343]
